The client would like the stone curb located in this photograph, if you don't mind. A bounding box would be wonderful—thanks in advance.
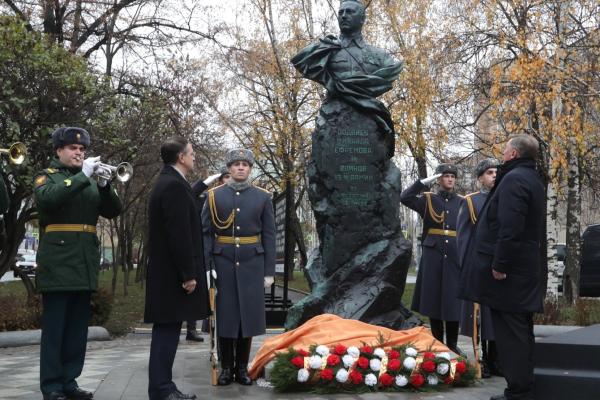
[0,326,110,348]
[534,324,581,337]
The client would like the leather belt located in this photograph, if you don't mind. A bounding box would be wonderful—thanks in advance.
[216,235,260,245]
[428,228,456,237]
[44,224,97,233]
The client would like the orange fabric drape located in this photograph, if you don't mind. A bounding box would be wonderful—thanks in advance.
[249,314,450,379]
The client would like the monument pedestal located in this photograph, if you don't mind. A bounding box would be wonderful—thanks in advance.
[534,324,600,399]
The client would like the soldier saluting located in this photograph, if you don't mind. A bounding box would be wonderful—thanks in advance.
[34,127,122,400]
[400,163,463,354]
[202,149,276,386]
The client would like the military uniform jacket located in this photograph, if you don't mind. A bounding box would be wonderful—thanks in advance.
[0,170,8,215]
[400,179,462,321]
[34,159,122,292]
[202,183,276,338]
[460,159,545,313]
[457,191,494,340]
[144,166,210,323]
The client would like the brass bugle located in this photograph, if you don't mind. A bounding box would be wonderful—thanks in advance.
[95,162,133,184]
[0,142,27,165]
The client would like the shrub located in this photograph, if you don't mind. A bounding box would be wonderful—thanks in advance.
[0,295,41,331]
[90,288,113,326]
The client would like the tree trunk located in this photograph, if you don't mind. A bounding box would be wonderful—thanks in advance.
[563,139,582,303]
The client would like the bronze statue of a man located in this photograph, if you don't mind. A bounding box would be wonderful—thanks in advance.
[292,0,402,156]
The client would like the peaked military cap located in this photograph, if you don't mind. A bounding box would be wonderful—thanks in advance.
[51,127,90,150]
[435,163,458,177]
[226,148,254,167]
[475,158,499,177]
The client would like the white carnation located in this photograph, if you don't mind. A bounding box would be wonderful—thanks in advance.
[405,347,418,357]
[373,348,386,359]
[437,352,451,361]
[427,375,439,385]
[297,368,310,382]
[347,346,360,358]
[403,356,416,370]
[436,362,450,375]
[335,368,349,383]
[308,355,323,369]
[364,373,378,386]
[369,358,381,371]
[315,345,329,357]
[395,374,408,387]
[342,354,355,368]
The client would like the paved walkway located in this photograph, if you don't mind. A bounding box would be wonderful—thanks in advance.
[0,332,504,400]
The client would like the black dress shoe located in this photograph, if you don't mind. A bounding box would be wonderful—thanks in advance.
[218,367,234,386]
[43,392,67,400]
[235,367,253,385]
[163,391,197,400]
[185,331,204,342]
[65,387,93,400]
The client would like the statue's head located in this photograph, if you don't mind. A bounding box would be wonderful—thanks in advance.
[338,0,366,35]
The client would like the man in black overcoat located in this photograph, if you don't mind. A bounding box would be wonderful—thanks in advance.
[145,137,210,400]
[400,163,463,354]
[461,134,545,400]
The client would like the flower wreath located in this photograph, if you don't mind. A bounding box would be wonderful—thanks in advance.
[270,342,476,393]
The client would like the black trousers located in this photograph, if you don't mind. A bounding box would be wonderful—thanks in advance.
[491,309,535,400]
[148,322,182,400]
[40,291,91,395]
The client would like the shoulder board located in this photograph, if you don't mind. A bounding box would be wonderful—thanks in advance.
[44,168,59,174]
[423,191,433,195]
[464,191,480,198]
[457,194,465,199]
[208,183,225,193]
[254,186,271,194]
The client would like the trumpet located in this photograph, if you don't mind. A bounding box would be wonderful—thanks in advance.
[94,162,133,186]
[0,142,27,165]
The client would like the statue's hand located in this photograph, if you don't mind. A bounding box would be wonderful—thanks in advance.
[320,34,340,46]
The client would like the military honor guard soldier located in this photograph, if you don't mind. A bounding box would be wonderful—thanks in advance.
[457,158,501,378]
[202,148,276,386]
[0,161,9,249]
[34,127,123,400]
[400,163,463,354]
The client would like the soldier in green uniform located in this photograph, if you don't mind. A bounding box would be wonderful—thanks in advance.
[0,162,9,249]
[34,127,123,400]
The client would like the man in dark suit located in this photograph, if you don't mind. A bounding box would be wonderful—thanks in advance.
[400,163,463,354]
[145,137,210,400]
[461,134,545,400]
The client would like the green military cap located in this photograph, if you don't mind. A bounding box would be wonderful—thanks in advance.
[226,149,254,167]
[52,127,90,150]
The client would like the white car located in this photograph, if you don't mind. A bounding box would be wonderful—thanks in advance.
[15,253,37,275]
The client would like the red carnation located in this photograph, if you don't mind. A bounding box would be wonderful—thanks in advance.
[455,361,467,374]
[421,360,436,373]
[444,376,453,385]
[379,373,394,386]
[349,370,363,385]
[334,344,347,355]
[291,356,304,369]
[388,350,400,359]
[423,352,436,360]
[357,356,369,369]
[327,354,341,367]
[410,373,425,387]
[297,349,309,357]
[320,368,334,381]
[387,358,401,371]
[360,345,373,354]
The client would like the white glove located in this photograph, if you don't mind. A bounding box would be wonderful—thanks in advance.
[420,173,442,186]
[206,269,217,283]
[264,276,274,288]
[203,173,222,186]
[82,156,101,177]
